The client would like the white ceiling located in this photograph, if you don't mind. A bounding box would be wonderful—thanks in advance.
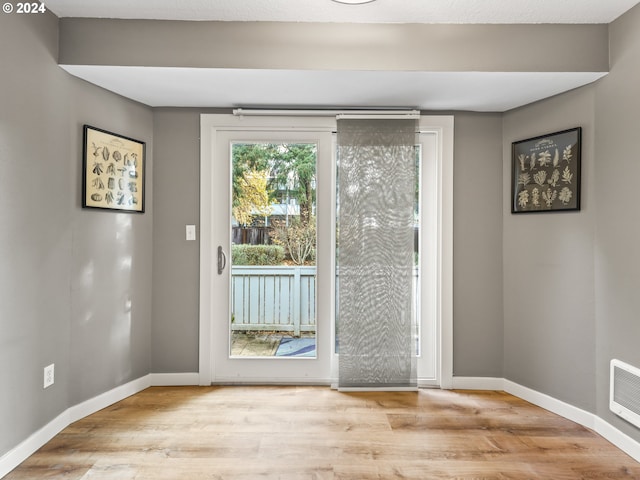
[46,0,639,111]
[60,66,607,112]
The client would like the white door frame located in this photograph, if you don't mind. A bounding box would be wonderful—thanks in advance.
[199,114,453,388]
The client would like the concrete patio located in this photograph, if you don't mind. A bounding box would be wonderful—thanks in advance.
[231,332,316,357]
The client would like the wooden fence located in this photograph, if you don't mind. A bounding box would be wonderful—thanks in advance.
[232,227,272,245]
[231,266,316,336]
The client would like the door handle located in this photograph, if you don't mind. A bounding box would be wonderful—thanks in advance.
[217,246,227,275]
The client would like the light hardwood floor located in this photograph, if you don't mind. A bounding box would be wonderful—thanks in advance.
[6,386,640,479]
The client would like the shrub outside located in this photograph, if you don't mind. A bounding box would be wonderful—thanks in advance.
[231,244,285,266]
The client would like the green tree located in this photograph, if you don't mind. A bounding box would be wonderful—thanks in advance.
[270,144,316,226]
[232,144,272,211]
[232,143,317,227]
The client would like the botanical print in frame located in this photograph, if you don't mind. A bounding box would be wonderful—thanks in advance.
[83,125,145,213]
[511,127,581,213]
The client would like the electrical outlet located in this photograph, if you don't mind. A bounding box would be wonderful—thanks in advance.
[186,224,196,241]
[44,364,54,389]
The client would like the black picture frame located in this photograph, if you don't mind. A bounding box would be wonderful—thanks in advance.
[82,125,145,213]
[511,127,581,214]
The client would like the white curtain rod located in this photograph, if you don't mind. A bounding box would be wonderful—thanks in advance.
[233,108,421,118]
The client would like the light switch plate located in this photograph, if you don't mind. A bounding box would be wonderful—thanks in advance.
[186,225,196,241]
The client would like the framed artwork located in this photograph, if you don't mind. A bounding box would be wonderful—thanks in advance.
[82,125,145,213]
[511,127,581,214]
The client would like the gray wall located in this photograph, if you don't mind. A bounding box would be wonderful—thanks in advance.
[0,11,153,457]
[451,112,504,377]
[151,109,201,372]
[59,20,608,73]
[500,3,640,443]
[502,86,597,412]
[150,109,505,377]
[594,4,640,439]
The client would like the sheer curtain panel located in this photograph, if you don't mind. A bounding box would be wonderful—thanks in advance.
[336,118,418,391]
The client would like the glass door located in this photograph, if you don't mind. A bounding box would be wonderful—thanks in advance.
[200,114,453,388]
[211,130,333,383]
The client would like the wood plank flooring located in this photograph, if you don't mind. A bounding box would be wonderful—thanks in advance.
[6,386,640,479]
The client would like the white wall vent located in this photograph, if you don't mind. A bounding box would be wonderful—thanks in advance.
[610,359,640,429]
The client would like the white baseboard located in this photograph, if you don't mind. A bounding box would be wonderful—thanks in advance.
[68,376,152,424]
[0,375,152,479]
[503,380,597,430]
[148,372,200,386]
[452,376,640,464]
[504,380,640,463]
[594,416,640,463]
[0,408,70,479]
[451,376,505,391]
[0,372,199,479]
